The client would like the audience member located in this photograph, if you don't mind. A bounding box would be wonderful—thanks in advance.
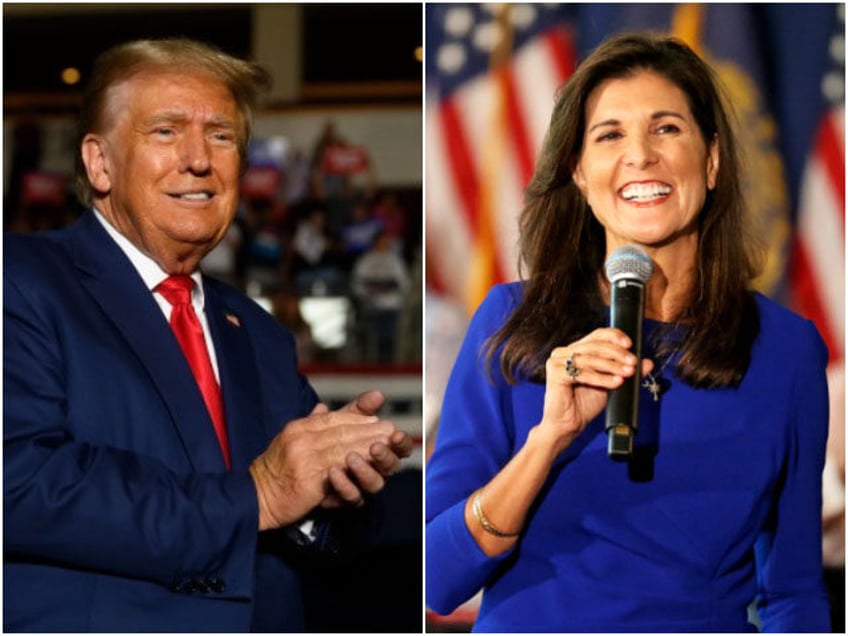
[291,206,345,296]
[351,231,411,362]
[373,191,408,256]
[341,198,384,265]
[240,198,291,294]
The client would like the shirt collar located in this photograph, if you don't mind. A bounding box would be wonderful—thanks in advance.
[92,208,205,307]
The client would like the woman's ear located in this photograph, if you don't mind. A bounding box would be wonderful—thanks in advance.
[80,134,112,195]
[706,136,719,191]
[572,162,587,195]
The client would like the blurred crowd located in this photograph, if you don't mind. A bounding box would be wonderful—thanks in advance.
[5,119,422,367]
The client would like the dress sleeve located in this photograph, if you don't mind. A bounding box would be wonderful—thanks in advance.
[425,285,521,615]
[754,320,831,632]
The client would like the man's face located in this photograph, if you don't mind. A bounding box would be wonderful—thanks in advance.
[82,69,242,273]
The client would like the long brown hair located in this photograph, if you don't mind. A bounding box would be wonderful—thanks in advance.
[74,38,271,207]
[486,33,763,389]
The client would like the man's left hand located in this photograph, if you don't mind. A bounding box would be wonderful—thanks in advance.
[322,390,414,507]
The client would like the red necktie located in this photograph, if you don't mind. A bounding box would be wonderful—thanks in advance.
[157,275,231,469]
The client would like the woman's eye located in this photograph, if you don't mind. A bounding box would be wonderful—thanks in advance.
[597,131,622,142]
[656,124,681,135]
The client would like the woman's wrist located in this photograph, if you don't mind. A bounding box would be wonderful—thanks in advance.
[527,422,576,460]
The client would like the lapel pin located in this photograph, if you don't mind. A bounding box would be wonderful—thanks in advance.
[225,313,241,327]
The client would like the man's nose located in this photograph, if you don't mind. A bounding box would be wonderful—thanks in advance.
[179,129,212,174]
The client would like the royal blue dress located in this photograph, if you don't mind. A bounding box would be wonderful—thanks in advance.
[426,283,830,632]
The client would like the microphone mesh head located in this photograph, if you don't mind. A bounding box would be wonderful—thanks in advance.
[604,245,654,284]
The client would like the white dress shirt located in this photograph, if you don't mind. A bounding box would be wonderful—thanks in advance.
[93,209,220,383]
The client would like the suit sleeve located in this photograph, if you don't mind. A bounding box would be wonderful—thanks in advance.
[425,285,520,615]
[4,269,262,599]
[754,320,831,631]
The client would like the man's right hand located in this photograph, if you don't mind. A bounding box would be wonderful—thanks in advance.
[248,402,399,531]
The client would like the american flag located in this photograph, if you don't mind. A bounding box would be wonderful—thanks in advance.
[788,6,845,371]
[425,4,577,313]
[787,4,845,569]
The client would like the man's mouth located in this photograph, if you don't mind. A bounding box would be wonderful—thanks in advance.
[619,182,672,203]
[169,191,213,201]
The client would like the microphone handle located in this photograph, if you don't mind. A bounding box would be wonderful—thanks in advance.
[605,278,646,458]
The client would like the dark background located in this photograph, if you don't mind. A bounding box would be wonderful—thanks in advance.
[4,4,421,97]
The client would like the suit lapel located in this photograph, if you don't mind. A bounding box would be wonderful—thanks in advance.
[69,213,228,472]
[204,283,267,471]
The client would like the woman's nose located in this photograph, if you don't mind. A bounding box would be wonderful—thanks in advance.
[623,134,658,169]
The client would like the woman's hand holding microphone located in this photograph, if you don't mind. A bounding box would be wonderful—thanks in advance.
[538,327,655,456]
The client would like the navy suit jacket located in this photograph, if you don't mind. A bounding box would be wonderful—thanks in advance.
[4,211,327,632]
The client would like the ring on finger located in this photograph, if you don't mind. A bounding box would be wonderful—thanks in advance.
[564,354,581,381]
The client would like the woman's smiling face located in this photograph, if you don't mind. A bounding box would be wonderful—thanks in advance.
[572,70,719,253]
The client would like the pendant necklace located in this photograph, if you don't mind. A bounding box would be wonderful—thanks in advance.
[641,345,681,402]
[642,372,663,403]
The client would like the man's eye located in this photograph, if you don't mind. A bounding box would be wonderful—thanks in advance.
[155,128,175,137]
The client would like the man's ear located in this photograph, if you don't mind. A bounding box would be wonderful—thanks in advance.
[80,134,112,195]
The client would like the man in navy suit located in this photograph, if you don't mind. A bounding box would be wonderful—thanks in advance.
[4,38,413,632]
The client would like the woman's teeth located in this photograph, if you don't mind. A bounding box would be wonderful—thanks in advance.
[620,183,671,202]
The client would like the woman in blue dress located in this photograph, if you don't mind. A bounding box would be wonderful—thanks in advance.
[425,33,830,632]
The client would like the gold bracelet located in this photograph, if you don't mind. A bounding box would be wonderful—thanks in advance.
[472,492,520,538]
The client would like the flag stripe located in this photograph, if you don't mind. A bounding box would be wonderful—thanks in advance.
[791,236,841,363]
[441,97,481,233]
[426,103,472,300]
[511,38,564,181]
[545,27,577,85]
[817,110,846,228]
[798,158,844,300]
[499,65,535,188]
